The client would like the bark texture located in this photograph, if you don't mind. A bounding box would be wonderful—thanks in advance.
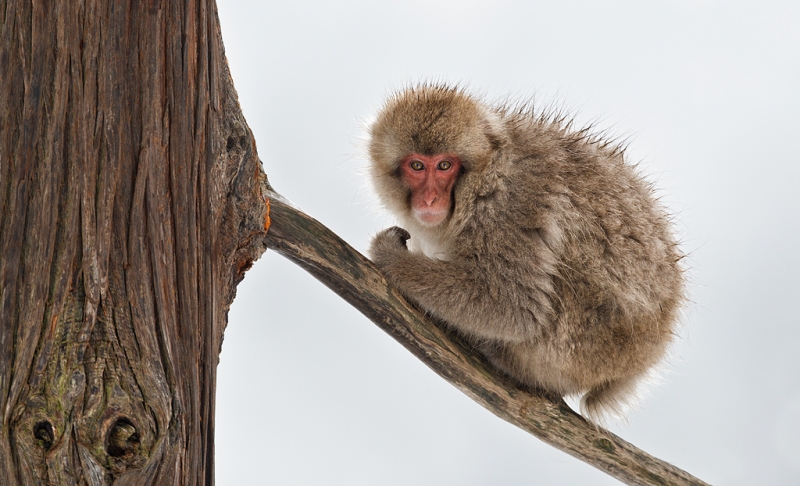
[0,0,268,484]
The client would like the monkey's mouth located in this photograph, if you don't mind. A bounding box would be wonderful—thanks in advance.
[414,209,449,226]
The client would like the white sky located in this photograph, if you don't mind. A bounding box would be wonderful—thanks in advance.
[214,1,800,484]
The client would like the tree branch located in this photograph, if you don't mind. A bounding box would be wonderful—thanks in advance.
[262,186,708,486]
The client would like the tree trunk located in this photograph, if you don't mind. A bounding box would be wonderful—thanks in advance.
[0,0,268,484]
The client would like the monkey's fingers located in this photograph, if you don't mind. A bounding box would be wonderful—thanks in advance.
[385,226,411,245]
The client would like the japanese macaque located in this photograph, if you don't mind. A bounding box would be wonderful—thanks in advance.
[367,84,685,422]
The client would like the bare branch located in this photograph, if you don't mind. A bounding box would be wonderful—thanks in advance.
[263,187,708,486]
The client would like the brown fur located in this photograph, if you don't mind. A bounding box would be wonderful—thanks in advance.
[368,84,685,422]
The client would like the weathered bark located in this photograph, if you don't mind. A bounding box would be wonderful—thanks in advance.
[265,194,709,486]
[0,0,268,484]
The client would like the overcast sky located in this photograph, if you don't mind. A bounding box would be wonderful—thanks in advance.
[213,1,800,484]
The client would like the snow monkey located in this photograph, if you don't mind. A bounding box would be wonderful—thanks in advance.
[367,84,685,422]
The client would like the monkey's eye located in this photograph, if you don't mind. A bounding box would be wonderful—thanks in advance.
[410,160,424,171]
[437,160,452,170]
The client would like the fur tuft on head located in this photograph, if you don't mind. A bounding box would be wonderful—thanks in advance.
[368,84,503,174]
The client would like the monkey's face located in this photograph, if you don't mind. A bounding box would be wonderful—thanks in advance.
[400,153,462,226]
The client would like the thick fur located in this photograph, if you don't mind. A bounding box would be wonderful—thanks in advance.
[368,84,685,423]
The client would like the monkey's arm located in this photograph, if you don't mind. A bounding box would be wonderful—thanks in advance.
[370,226,555,344]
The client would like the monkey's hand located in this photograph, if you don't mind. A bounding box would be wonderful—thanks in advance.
[369,226,411,272]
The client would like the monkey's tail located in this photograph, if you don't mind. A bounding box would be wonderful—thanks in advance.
[580,376,642,426]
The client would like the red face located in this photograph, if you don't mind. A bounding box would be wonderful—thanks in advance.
[400,153,462,226]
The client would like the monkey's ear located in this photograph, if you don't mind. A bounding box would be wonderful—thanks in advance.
[478,108,506,152]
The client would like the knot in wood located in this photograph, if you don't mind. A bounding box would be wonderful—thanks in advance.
[33,421,55,451]
[106,418,140,458]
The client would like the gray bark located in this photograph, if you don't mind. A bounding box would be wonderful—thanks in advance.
[265,193,709,486]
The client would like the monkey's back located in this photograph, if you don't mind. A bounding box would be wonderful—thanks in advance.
[458,113,685,418]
